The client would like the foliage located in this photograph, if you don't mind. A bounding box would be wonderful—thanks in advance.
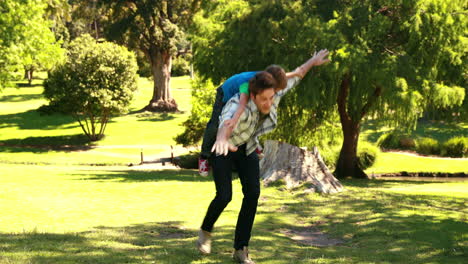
[357,142,380,170]
[172,55,192,77]
[43,35,138,141]
[377,131,416,150]
[416,137,440,156]
[441,136,467,158]
[193,0,467,178]
[102,0,202,111]
[173,151,200,169]
[175,77,216,146]
[0,0,64,89]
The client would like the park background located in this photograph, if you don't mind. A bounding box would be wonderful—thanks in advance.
[0,0,466,263]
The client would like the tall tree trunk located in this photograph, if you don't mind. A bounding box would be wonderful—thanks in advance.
[27,69,33,86]
[24,68,33,85]
[334,74,367,179]
[145,48,178,112]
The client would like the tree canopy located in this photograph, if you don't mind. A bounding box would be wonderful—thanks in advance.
[192,0,467,178]
[0,0,64,89]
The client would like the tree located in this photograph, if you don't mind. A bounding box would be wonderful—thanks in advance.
[102,0,203,112]
[0,0,64,89]
[192,0,466,178]
[43,35,138,141]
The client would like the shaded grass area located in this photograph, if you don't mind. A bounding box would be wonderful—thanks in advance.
[0,164,466,263]
[362,120,468,144]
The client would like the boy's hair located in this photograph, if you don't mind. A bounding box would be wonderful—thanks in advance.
[248,71,277,97]
[265,65,287,91]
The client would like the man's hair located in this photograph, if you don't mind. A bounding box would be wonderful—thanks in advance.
[248,71,277,97]
[265,65,287,91]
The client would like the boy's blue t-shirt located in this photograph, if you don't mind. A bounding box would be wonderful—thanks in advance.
[221,71,258,103]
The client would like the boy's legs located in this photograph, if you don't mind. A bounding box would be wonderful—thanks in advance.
[200,86,224,159]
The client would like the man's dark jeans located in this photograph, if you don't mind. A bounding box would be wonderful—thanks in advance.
[201,144,260,250]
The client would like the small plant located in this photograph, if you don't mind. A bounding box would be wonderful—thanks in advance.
[441,136,467,158]
[377,131,415,150]
[357,142,380,170]
[416,137,440,156]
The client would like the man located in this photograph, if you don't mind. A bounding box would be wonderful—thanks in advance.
[197,49,330,264]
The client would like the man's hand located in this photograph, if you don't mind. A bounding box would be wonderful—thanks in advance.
[311,49,330,66]
[211,139,238,156]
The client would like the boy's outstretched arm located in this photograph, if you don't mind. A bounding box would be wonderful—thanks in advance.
[292,49,330,78]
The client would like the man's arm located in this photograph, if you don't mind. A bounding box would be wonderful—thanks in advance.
[211,124,238,156]
[211,96,243,156]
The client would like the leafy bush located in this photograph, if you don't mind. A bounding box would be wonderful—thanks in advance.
[416,137,440,156]
[441,136,467,157]
[43,34,138,141]
[377,131,415,150]
[175,77,216,146]
[357,142,380,170]
[172,55,191,77]
[318,145,341,170]
[173,152,199,169]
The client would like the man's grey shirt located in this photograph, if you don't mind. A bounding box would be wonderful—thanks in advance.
[219,76,301,155]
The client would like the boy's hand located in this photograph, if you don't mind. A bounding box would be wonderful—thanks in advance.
[311,49,330,66]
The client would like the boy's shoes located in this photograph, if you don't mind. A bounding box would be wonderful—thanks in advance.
[198,158,209,177]
[196,229,212,254]
[255,148,264,160]
[233,247,255,264]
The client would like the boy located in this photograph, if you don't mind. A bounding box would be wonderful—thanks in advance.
[199,65,304,176]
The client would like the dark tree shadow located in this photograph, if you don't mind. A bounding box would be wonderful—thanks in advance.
[0,110,77,130]
[16,83,43,88]
[125,111,177,122]
[0,93,44,102]
[0,134,93,152]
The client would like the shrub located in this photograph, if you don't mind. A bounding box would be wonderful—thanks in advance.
[416,137,440,155]
[318,145,341,170]
[172,55,191,77]
[43,34,138,141]
[173,152,199,169]
[357,142,380,170]
[377,131,415,150]
[441,136,467,157]
[175,77,216,146]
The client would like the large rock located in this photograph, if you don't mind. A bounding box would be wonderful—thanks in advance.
[260,140,343,194]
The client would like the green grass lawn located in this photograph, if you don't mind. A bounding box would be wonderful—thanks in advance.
[0,163,466,264]
[366,152,468,174]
